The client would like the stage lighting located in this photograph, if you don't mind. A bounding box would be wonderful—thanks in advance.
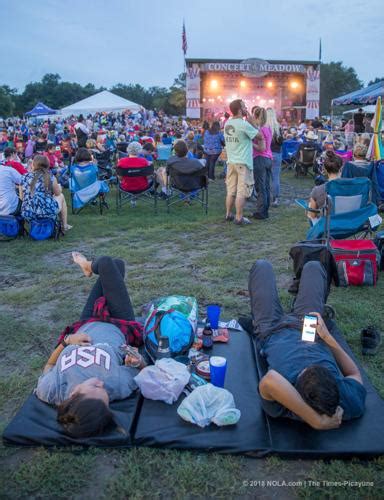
[210,79,219,90]
[290,81,299,89]
[240,80,247,89]
[266,80,273,88]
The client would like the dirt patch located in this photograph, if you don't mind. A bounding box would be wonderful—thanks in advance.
[0,274,32,290]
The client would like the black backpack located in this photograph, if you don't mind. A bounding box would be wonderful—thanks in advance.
[289,240,337,296]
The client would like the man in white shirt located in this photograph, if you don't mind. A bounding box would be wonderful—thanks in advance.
[0,166,22,215]
[224,99,258,225]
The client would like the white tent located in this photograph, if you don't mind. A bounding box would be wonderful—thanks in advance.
[342,105,377,115]
[60,90,142,116]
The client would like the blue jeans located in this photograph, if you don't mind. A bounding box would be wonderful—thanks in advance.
[271,152,282,199]
[253,156,272,218]
[205,153,220,179]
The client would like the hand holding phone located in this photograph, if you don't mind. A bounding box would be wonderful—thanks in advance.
[302,315,317,342]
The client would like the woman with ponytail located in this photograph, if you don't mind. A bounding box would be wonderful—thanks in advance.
[307,150,343,221]
[20,154,72,231]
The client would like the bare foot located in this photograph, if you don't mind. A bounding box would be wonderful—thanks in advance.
[72,252,92,277]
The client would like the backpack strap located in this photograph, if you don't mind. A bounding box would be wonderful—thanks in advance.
[146,308,175,342]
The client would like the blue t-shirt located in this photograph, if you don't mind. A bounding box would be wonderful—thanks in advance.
[260,327,366,420]
[203,130,225,155]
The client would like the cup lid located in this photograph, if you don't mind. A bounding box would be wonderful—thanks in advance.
[209,356,226,367]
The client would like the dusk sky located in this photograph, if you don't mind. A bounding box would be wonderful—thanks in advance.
[2,0,383,91]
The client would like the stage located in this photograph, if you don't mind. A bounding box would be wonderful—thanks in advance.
[186,57,320,123]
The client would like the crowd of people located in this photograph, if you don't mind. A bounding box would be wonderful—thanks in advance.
[1,103,381,441]
[0,103,381,229]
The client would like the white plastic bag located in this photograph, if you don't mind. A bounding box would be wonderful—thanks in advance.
[134,358,190,404]
[177,384,241,427]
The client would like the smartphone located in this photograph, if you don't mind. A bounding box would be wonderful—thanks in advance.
[302,315,317,342]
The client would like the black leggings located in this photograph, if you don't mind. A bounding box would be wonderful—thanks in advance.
[80,256,135,321]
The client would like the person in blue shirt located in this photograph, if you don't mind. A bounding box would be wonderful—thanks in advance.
[203,121,225,180]
[248,259,366,430]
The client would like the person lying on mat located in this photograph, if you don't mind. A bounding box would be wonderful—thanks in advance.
[248,260,366,430]
[35,253,146,438]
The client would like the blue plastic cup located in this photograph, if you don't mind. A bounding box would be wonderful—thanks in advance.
[206,304,221,329]
[209,356,227,388]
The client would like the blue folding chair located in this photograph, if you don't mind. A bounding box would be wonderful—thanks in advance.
[342,161,381,206]
[156,144,173,164]
[304,178,379,240]
[282,139,300,169]
[376,160,384,206]
[69,164,110,214]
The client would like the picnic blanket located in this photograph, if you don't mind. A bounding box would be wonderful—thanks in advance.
[3,322,384,457]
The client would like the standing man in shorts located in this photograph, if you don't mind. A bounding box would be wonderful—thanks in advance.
[224,99,258,225]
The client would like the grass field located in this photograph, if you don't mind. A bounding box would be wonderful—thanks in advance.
[0,170,383,499]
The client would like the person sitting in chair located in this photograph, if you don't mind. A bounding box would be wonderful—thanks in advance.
[20,154,72,231]
[117,141,152,193]
[307,151,343,223]
[3,147,27,175]
[0,163,22,216]
[35,253,146,438]
[247,259,366,430]
[156,139,205,198]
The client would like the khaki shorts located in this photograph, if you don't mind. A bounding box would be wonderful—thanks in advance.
[226,163,254,198]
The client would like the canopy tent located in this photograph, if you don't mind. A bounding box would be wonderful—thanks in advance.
[342,105,378,115]
[332,81,384,106]
[60,90,142,116]
[25,102,57,116]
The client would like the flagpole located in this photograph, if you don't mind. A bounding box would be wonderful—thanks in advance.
[182,19,187,74]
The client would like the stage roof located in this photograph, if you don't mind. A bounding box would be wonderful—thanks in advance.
[186,58,320,65]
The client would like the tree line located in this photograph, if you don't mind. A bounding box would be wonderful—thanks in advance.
[0,63,382,118]
[0,73,186,118]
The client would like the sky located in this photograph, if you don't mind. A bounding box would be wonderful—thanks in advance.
[1,0,383,92]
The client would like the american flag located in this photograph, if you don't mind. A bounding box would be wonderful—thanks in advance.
[182,20,187,55]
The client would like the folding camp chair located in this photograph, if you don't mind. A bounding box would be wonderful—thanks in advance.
[281,139,300,169]
[115,165,157,214]
[94,150,114,180]
[155,144,173,166]
[303,178,379,240]
[166,164,208,214]
[342,161,381,206]
[376,160,384,206]
[294,143,318,177]
[69,164,110,215]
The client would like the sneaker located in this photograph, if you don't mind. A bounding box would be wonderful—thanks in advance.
[361,325,381,355]
[272,198,280,207]
[225,214,235,222]
[234,217,252,225]
[64,224,73,231]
